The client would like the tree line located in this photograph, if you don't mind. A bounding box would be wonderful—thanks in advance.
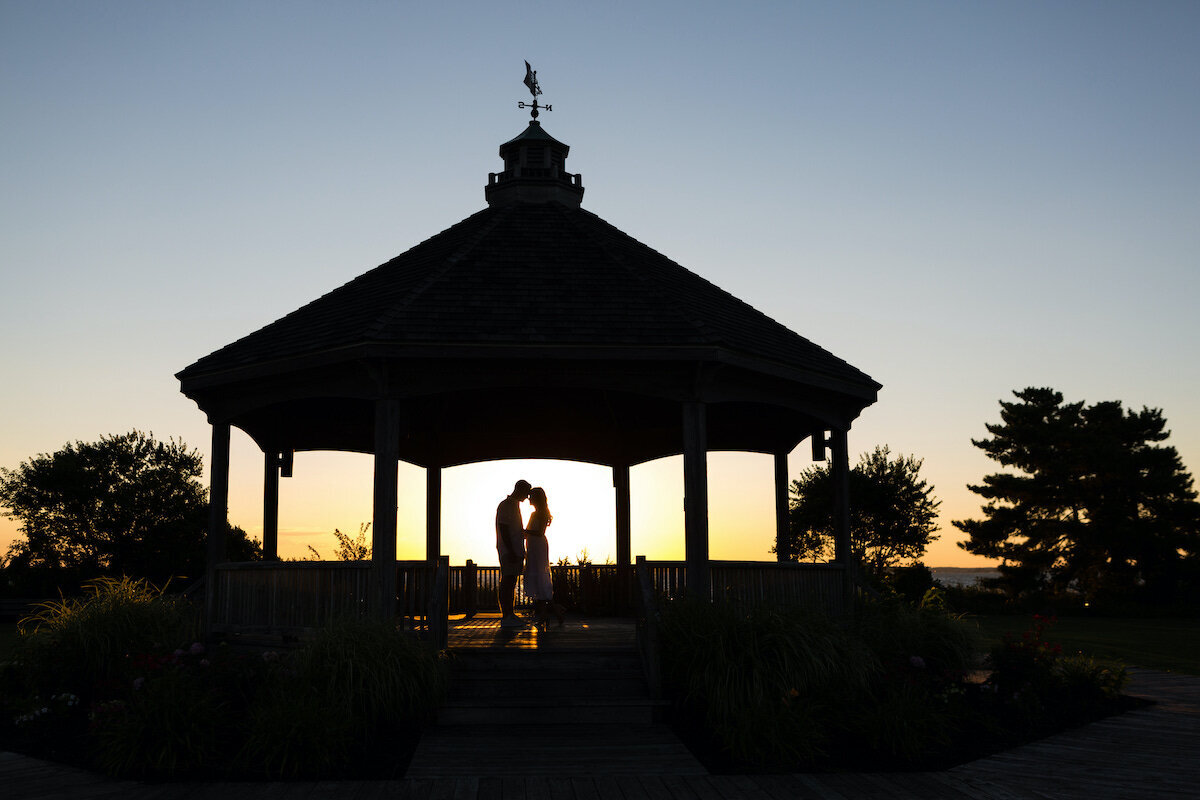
[776,387,1199,606]
[3,387,1199,605]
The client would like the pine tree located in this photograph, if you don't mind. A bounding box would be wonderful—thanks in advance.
[954,388,1200,602]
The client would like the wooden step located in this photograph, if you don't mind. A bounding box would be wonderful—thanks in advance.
[406,723,707,777]
[439,644,658,725]
[438,697,656,726]
[448,648,643,672]
[448,671,648,699]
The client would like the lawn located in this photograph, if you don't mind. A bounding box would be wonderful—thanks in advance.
[970,614,1200,676]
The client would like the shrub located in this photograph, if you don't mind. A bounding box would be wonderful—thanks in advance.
[240,619,446,777]
[13,576,197,700]
[90,659,225,778]
[658,597,991,770]
[1054,655,1128,708]
[5,583,445,780]
[986,613,1062,701]
[240,674,355,779]
[984,614,1128,732]
[658,600,876,766]
[853,594,980,681]
[849,680,955,763]
[883,563,938,605]
[297,618,446,731]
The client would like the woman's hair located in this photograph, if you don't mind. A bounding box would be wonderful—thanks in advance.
[529,487,552,525]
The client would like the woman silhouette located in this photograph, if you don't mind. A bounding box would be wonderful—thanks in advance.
[524,487,564,626]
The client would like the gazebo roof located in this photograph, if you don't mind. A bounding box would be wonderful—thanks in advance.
[179,202,874,391]
[177,120,879,467]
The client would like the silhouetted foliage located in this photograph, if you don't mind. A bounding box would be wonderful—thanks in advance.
[954,388,1200,604]
[306,523,372,561]
[884,562,939,605]
[0,431,259,585]
[6,582,442,780]
[774,445,940,579]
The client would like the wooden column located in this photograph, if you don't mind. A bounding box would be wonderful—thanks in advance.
[205,421,230,633]
[774,450,789,561]
[262,451,279,560]
[426,466,442,565]
[830,427,854,609]
[682,402,709,598]
[207,421,231,570]
[613,464,631,568]
[372,398,401,619]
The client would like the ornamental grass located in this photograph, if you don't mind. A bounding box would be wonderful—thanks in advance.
[3,582,446,780]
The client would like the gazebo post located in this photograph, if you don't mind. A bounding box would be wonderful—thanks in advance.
[372,398,400,619]
[613,464,631,567]
[614,463,632,610]
[774,450,789,560]
[426,466,442,565]
[830,427,854,609]
[682,402,709,598]
[262,450,279,560]
[206,421,230,629]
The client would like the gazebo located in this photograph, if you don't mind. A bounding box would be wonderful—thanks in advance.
[177,101,879,632]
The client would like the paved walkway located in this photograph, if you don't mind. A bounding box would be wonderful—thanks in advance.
[5,668,1198,798]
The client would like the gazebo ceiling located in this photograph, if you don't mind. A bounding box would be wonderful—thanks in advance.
[177,121,880,467]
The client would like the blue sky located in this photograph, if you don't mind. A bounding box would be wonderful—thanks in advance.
[3,1,1198,567]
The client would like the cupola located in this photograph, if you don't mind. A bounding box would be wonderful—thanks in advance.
[484,120,584,207]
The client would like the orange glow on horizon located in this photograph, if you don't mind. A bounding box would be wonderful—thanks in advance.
[214,431,996,568]
[0,428,998,569]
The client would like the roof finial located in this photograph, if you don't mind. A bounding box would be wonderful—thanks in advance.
[518,60,552,120]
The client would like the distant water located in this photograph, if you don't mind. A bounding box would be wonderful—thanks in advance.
[930,567,1001,588]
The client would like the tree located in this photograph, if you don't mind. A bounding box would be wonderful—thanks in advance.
[774,445,941,578]
[306,523,372,561]
[954,388,1200,602]
[0,431,259,584]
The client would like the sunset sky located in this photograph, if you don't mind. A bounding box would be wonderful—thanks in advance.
[3,2,1198,569]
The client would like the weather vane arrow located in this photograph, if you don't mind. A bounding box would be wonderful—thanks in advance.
[518,60,552,119]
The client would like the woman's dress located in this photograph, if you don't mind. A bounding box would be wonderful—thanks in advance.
[523,512,553,601]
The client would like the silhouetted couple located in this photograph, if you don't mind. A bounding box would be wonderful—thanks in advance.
[495,479,565,628]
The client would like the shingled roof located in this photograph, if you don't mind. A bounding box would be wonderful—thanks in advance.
[177,120,878,466]
[179,201,876,393]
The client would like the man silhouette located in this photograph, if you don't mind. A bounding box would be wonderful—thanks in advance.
[496,479,532,627]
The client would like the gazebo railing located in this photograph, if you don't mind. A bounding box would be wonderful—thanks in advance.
[447,560,844,615]
[211,559,449,646]
[210,558,845,642]
[447,562,637,616]
[210,561,373,636]
[638,560,846,616]
[711,561,845,612]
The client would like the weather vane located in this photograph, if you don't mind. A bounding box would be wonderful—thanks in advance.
[518,60,552,120]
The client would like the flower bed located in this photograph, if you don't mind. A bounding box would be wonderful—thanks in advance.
[1,577,445,780]
[658,597,1136,773]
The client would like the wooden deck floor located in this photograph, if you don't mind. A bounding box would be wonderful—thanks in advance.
[4,615,1199,799]
[446,612,637,651]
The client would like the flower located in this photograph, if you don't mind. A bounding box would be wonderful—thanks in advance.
[189,642,205,656]
[132,677,145,691]
[909,655,926,669]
